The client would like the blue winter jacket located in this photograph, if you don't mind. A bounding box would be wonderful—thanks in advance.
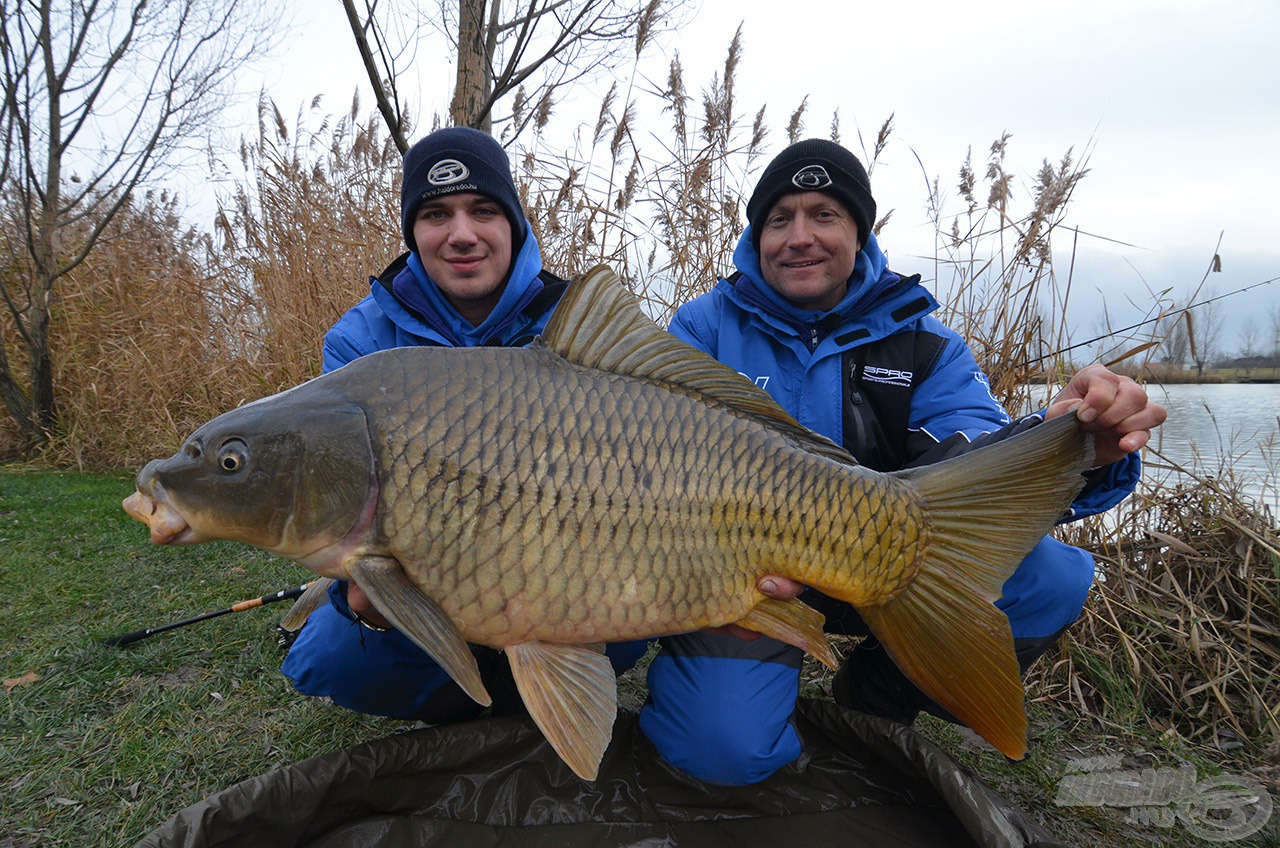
[322,231,557,372]
[669,229,1140,518]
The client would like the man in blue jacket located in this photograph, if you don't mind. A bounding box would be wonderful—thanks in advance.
[638,138,1166,784]
[281,126,648,720]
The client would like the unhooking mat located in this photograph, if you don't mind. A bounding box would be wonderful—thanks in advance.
[136,699,1065,848]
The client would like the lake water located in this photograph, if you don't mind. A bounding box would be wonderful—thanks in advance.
[1021,382,1279,517]
[1141,383,1279,515]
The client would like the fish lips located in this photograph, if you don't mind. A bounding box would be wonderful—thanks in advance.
[122,461,207,546]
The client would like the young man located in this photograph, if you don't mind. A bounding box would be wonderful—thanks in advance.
[281,126,647,719]
[639,138,1166,785]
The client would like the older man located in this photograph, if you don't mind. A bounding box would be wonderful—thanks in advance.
[640,138,1166,785]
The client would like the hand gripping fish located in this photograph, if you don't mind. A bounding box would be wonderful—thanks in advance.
[124,265,1093,780]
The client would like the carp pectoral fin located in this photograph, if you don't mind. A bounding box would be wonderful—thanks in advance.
[736,598,838,669]
[859,584,1027,760]
[505,641,617,781]
[350,556,491,708]
[279,577,334,631]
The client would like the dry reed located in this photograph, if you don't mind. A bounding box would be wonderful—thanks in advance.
[34,192,256,468]
[215,93,404,387]
[1040,474,1280,762]
[923,134,1090,408]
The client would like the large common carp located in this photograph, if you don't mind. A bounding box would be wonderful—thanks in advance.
[124,265,1093,780]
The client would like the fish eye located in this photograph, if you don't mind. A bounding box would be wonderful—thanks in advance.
[217,440,248,474]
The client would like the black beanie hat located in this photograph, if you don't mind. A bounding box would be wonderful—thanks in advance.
[400,126,527,253]
[746,138,876,251]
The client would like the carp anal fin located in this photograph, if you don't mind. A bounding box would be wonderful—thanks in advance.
[506,640,617,781]
[279,577,334,631]
[736,597,838,669]
[536,264,855,466]
[350,556,491,707]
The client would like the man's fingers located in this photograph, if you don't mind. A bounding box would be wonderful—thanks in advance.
[758,575,804,599]
[1116,429,1152,454]
[347,583,394,629]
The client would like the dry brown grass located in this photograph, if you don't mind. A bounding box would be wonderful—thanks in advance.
[215,93,404,387]
[37,192,256,468]
[22,95,404,467]
[922,134,1091,407]
[516,26,770,324]
[1040,476,1280,761]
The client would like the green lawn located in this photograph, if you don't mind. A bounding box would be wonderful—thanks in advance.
[0,470,390,845]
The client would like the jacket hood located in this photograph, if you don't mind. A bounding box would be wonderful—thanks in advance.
[393,231,545,346]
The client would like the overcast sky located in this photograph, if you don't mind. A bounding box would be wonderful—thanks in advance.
[217,0,1279,357]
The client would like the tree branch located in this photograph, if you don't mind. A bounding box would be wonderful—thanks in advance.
[341,0,409,153]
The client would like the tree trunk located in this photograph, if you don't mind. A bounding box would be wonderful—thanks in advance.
[28,283,55,443]
[450,0,493,131]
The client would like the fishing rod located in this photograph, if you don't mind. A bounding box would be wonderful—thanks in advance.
[1021,275,1279,367]
[103,582,315,647]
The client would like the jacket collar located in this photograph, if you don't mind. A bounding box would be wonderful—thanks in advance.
[725,229,936,349]
[383,232,545,347]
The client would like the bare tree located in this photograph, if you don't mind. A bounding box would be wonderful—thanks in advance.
[1271,302,1280,376]
[1188,289,1225,378]
[340,0,683,149]
[0,0,272,450]
[1157,312,1190,369]
[1238,317,1260,375]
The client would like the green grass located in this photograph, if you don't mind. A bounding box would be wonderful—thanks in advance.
[3,469,1277,846]
[0,469,392,845]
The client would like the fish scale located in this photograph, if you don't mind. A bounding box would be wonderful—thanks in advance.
[123,264,1094,779]
[360,348,825,646]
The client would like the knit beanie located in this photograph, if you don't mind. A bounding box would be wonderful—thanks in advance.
[746,139,876,250]
[400,126,526,253]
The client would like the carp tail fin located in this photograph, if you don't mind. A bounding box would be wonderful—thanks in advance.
[860,412,1095,759]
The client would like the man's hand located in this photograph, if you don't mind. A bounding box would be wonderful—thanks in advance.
[1045,363,1167,467]
[704,576,806,640]
[347,582,394,630]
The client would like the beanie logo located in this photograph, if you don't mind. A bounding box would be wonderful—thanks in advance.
[427,159,470,186]
[792,164,832,190]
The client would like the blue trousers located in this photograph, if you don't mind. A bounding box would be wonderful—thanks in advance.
[638,537,1094,784]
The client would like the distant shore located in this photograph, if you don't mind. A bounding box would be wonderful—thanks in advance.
[1031,367,1280,385]
[1136,368,1280,385]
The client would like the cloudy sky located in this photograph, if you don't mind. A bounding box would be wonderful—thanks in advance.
[222,0,1279,357]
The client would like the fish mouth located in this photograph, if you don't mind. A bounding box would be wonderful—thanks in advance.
[122,488,196,545]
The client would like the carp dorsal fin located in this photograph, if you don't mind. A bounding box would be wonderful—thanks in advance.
[537,264,856,466]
